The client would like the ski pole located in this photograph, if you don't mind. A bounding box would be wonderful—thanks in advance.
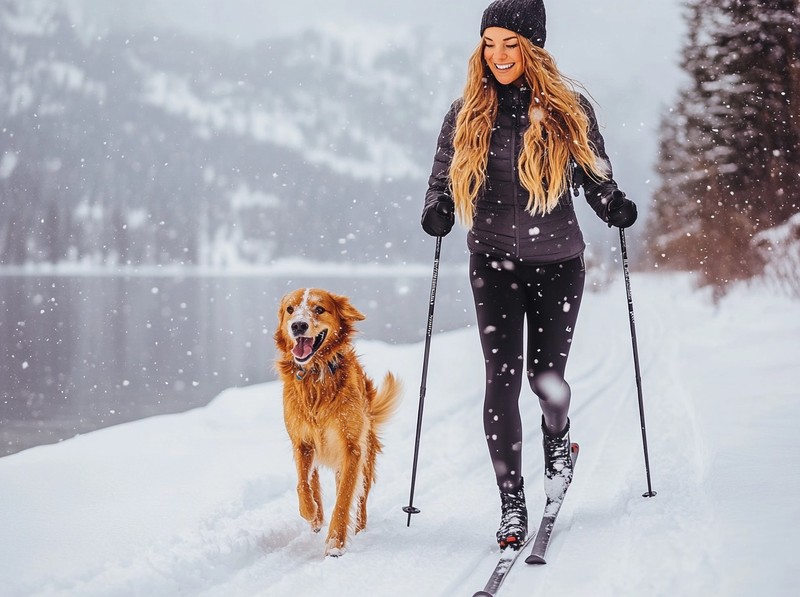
[403,235,442,526]
[618,228,657,498]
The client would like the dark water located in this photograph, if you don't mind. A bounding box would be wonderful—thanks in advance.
[0,270,473,456]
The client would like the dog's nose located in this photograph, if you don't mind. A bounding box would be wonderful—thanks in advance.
[291,321,309,336]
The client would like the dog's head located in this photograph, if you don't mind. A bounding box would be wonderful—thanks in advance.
[275,288,366,366]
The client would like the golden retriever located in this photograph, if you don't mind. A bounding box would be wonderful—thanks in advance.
[274,288,401,556]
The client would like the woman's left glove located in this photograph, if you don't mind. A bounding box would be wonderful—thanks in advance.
[606,190,638,228]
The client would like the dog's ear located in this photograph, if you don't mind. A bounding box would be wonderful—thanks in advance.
[276,294,289,327]
[274,294,292,351]
[332,293,366,323]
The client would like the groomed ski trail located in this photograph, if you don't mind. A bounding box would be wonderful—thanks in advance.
[6,273,797,597]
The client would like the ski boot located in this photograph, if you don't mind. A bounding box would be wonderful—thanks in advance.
[542,416,574,501]
[496,478,528,550]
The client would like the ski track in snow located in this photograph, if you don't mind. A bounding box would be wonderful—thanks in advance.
[1,272,797,596]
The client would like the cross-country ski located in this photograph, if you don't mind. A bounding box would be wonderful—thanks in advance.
[526,443,580,565]
[472,535,535,597]
[472,443,579,596]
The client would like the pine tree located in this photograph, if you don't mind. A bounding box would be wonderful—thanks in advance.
[648,0,800,292]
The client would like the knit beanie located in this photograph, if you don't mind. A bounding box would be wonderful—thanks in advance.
[480,0,547,48]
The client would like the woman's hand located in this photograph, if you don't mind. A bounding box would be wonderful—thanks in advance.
[421,199,455,237]
[606,190,638,228]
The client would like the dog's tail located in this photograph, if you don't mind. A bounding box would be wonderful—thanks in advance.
[371,372,402,428]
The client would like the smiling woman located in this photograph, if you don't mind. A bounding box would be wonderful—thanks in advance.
[482,28,524,85]
[420,0,639,552]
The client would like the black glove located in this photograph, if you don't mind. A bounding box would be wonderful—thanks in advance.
[421,198,455,237]
[606,190,637,228]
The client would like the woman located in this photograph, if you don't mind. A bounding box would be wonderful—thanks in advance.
[421,0,637,550]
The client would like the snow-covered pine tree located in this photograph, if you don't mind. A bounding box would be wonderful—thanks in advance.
[648,0,799,293]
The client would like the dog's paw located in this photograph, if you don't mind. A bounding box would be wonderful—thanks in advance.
[324,540,346,558]
[303,513,323,533]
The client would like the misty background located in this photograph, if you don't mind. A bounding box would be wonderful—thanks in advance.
[63,0,685,252]
[1,0,685,455]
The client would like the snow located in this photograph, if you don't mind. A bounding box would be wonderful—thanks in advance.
[0,152,19,179]
[1,271,797,596]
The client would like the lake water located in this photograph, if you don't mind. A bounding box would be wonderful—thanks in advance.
[0,269,473,456]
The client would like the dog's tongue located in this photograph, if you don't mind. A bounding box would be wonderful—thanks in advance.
[292,337,313,360]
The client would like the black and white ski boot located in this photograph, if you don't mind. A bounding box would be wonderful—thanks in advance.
[496,479,528,550]
[542,416,574,501]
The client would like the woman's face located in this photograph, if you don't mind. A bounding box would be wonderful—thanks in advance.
[482,26,525,86]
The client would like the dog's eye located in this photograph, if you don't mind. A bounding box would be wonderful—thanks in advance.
[314,306,325,315]
[286,306,294,314]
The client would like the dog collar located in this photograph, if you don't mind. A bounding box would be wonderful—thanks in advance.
[295,353,342,381]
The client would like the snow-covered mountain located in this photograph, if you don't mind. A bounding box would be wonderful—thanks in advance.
[0,0,464,267]
[2,0,686,268]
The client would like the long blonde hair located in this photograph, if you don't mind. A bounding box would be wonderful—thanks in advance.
[450,37,609,225]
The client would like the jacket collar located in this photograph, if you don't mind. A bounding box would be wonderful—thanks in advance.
[496,81,531,114]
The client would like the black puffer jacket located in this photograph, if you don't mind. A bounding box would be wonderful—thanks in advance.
[423,83,620,264]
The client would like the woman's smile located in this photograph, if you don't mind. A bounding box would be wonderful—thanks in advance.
[483,26,525,85]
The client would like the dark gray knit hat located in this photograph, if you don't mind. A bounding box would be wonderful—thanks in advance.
[480,0,546,48]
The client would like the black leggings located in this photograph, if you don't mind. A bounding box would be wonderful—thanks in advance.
[469,253,585,492]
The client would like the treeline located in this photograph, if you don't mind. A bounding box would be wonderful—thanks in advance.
[647,0,799,295]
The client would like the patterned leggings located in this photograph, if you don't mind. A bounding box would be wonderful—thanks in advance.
[469,253,585,492]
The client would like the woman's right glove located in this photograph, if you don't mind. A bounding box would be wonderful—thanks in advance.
[421,198,455,237]
[606,190,638,228]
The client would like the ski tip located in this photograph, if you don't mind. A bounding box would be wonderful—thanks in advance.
[525,553,547,565]
[570,442,579,454]
[472,592,494,597]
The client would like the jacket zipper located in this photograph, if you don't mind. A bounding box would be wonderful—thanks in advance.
[511,90,522,260]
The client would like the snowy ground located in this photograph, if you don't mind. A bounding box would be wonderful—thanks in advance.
[1,271,798,597]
